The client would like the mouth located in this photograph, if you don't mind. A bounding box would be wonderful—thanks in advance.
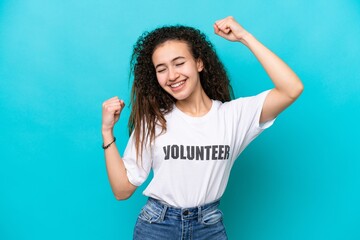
[169,80,186,89]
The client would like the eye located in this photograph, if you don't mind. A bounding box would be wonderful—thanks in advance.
[176,62,185,66]
[157,68,166,73]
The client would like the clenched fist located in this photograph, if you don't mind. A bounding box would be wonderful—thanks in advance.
[102,97,125,133]
[214,16,249,42]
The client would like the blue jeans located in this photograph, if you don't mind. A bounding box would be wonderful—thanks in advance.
[133,197,228,240]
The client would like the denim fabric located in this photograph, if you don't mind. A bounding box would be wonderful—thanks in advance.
[133,197,228,240]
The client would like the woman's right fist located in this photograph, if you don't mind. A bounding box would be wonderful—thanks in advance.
[102,97,125,132]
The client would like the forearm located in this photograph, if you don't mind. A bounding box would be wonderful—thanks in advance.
[241,33,303,99]
[102,130,135,200]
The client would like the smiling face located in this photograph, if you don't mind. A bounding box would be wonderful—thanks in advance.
[152,40,204,102]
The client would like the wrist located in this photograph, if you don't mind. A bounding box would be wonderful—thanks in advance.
[238,32,253,46]
[102,128,114,140]
[102,136,116,150]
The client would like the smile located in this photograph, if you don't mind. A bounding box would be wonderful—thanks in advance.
[170,80,186,88]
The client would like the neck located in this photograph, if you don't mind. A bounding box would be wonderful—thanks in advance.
[175,88,212,117]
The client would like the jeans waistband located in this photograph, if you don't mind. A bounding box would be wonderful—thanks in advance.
[146,197,221,221]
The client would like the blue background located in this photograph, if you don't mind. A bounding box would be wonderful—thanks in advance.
[1,0,359,239]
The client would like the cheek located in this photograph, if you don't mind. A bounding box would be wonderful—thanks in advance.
[156,74,167,87]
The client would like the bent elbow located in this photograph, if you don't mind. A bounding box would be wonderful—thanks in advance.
[115,194,128,201]
[114,189,135,201]
[289,81,304,100]
[298,81,304,95]
[111,179,137,201]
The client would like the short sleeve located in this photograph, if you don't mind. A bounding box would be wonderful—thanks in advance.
[226,90,276,159]
[122,132,152,186]
[243,90,276,132]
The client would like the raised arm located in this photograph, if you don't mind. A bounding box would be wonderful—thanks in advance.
[214,16,304,123]
[102,97,137,200]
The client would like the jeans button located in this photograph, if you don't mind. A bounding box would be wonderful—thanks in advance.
[183,210,189,216]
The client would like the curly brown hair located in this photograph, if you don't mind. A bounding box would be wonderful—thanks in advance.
[129,25,234,161]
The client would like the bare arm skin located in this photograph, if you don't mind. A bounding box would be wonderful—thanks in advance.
[102,97,137,200]
[214,16,304,123]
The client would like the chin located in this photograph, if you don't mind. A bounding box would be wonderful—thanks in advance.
[172,93,191,101]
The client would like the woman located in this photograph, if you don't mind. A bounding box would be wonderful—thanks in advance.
[101,16,303,239]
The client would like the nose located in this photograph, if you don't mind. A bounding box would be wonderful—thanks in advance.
[168,67,179,81]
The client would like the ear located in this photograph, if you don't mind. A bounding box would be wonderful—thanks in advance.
[196,59,204,72]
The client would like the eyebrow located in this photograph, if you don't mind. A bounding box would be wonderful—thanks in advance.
[155,56,186,69]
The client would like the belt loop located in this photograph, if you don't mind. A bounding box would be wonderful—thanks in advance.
[197,205,202,223]
[160,203,168,222]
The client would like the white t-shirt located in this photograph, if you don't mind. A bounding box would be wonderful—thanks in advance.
[122,90,275,208]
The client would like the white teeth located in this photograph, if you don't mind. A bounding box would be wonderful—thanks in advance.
[171,81,185,88]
